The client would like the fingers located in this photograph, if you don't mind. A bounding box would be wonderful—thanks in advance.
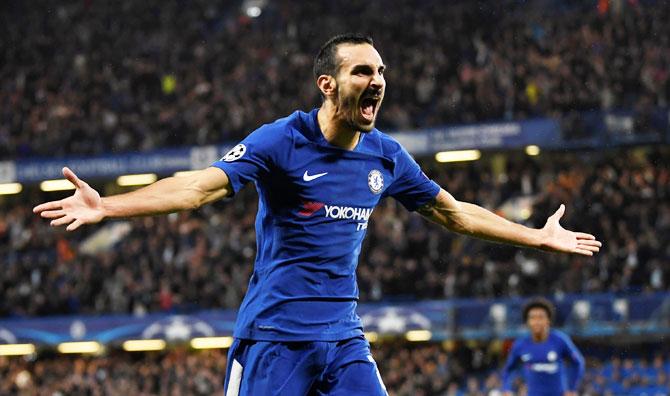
[45,212,85,231]
[573,231,602,256]
[40,209,66,219]
[575,238,601,255]
[50,215,74,227]
[575,232,596,240]
[62,167,82,188]
[574,248,594,256]
[33,200,63,214]
[66,219,84,232]
[579,239,602,248]
[578,244,601,253]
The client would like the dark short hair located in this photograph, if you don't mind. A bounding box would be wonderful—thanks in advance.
[313,33,374,80]
[522,297,555,323]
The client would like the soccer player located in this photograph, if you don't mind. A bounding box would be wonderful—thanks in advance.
[502,298,585,396]
[34,34,601,395]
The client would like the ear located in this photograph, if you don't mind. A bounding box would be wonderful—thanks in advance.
[317,74,337,98]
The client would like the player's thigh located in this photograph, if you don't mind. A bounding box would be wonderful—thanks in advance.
[316,358,388,396]
[314,336,388,396]
[224,338,319,396]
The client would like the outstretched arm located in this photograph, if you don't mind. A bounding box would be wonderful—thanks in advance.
[562,335,585,394]
[501,341,521,395]
[33,166,231,231]
[417,189,601,256]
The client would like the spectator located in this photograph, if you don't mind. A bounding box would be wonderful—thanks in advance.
[1,150,668,316]
[1,342,667,395]
[1,0,668,159]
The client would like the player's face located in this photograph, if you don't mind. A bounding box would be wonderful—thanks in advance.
[333,44,386,132]
[526,308,550,337]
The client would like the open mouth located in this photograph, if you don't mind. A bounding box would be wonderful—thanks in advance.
[360,96,380,122]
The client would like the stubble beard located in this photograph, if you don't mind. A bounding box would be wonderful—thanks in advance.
[337,90,376,133]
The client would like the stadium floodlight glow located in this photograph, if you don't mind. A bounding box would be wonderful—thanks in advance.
[364,332,379,343]
[519,208,532,220]
[0,182,22,195]
[190,336,234,350]
[117,173,158,187]
[0,344,35,356]
[435,150,481,163]
[57,341,102,354]
[405,330,432,342]
[525,145,541,156]
[173,170,199,177]
[574,300,591,321]
[40,179,76,192]
[246,6,262,17]
[122,339,166,352]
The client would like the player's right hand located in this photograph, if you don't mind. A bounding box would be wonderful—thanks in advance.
[33,167,105,231]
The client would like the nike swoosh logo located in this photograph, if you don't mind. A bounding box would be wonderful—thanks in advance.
[303,171,328,181]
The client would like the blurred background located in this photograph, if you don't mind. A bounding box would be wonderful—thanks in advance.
[1,0,669,394]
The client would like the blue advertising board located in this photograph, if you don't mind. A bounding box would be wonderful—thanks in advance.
[1,109,667,184]
[1,292,668,345]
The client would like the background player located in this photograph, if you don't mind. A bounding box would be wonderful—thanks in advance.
[502,297,586,396]
[33,34,600,395]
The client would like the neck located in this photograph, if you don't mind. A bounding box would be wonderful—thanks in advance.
[317,101,361,150]
[532,329,549,342]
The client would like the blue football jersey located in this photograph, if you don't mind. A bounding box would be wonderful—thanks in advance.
[212,109,440,341]
[502,329,585,395]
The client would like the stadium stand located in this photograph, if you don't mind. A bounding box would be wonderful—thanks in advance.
[2,343,669,395]
[2,150,668,317]
[1,0,668,158]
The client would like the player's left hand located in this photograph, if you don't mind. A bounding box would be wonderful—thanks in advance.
[540,204,602,256]
[563,391,577,396]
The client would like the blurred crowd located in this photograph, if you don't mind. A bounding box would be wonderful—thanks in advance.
[0,348,227,396]
[1,149,668,317]
[359,148,670,302]
[378,343,670,396]
[1,342,668,395]
[1,0,669,158]
[583,355,670,396]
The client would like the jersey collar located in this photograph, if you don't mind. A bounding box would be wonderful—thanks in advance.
[306,108,367,152]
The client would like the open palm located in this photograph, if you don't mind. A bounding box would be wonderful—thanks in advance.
[33,167,105,231]
[541,204,601,256]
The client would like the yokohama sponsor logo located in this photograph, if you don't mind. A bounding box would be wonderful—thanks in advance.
[324,205,373,221]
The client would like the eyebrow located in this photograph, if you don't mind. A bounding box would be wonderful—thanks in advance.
[350,64,386,74]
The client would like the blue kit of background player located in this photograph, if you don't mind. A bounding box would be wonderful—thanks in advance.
[502,298,585,396]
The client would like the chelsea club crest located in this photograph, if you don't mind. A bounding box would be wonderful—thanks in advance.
[368,169,384,194]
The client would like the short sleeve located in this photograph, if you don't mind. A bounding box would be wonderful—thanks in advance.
[384,146,440,211]
[211,125,284,195]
